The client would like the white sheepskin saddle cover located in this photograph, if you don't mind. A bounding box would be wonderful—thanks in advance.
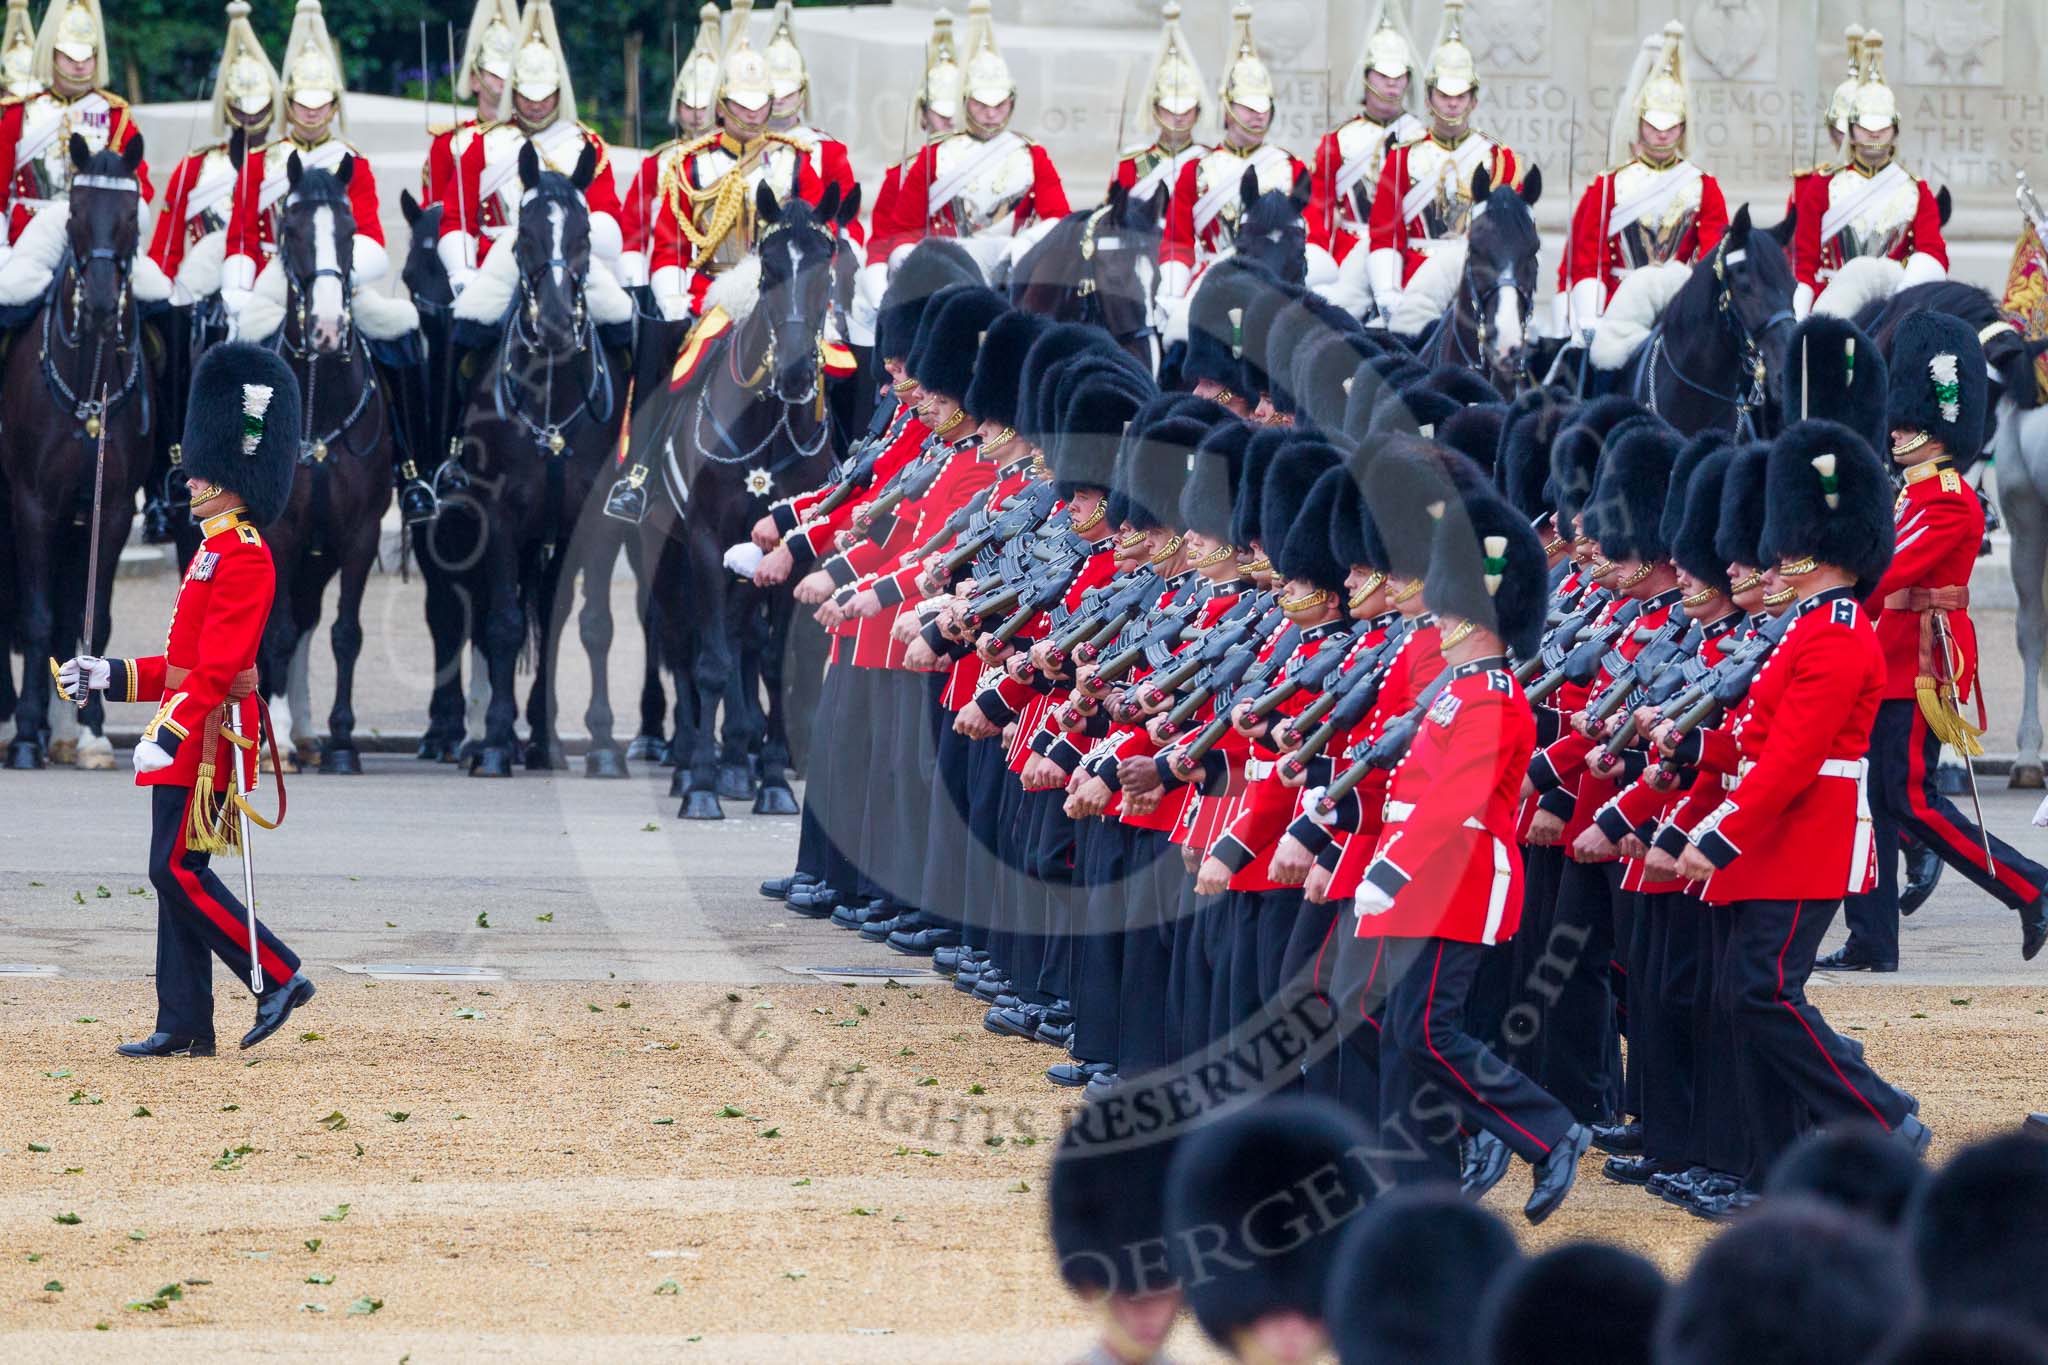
[235,256,422,344]
[1590,260,1694,372]
[1387,242,1467,338]
[0,202,171,307]
[1814,255,1904,319]
[451,233,633,329]
[177,229,227,299]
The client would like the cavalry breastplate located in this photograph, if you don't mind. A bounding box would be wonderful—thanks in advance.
[182,146,238,241]
[670,135,804,271]
[1194,144,1292,240]
[932,132,1033,236]
[1333,113,1415,230]
[1610,159,1702,270]
[1826,164,1918,263]
[13,92,114,206]
[256,137,354,249]
[481,122,589,234]
[1405,134,1491,241]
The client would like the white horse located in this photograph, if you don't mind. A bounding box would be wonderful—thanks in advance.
[1997,401,2048,787]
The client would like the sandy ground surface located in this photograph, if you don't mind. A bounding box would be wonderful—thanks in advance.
[3,975,2045,1363]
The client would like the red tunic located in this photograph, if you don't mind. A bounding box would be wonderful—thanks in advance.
[876,131,1069,262]
[225,137,384,275]
[434,120,621,265]
[0,89,151,243]
[1160,143,1309,270]
[146,143,238,284]
[1791,161,1947,298]
[1561,158,1729,297]
[1368,134,1523,284]
[1869,460,1981,704]
[1305,112,1424,262]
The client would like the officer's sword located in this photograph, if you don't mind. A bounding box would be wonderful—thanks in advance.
[224,707,262,995]
[72,385,111,710]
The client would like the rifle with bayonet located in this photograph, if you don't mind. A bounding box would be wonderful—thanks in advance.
[1525,598,1644,703]
[1232,618,1372,733]
[1515,588,1614,684]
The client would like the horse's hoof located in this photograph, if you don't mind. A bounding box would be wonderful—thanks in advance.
[716,763,757,801]
[6,738,44,770]
[523,741,565,771]
[294,741,320,766]
[469,746,514,778]
[47,737,77,766]
[415,735,455,763]
[680,789,725,821]
[661,742,680,768]
[320,747,364,776]
[625,734,665,762]
[75,736,116,771]
[667,767,687,798]
[458,738,484,763]
[2012,764,2045,791]
[752,784,800,817]
[585,748,629,779]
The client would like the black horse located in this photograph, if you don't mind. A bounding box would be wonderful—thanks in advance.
[2,135,153,770]
[456,140,631,778]
[1609,205,1798,437]
[1010,178,1168,370]
[1231,166,1313,286]
[1408,167,1544,397]
[637,182,857,818]
[1854,279,2046,435]
[247,154,394,776]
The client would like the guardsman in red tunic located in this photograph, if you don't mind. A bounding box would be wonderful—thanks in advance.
[1791,33,1947,319]
[1826,313,2048,970]
[619,3,724,290]
[1335,481,1591,1219]
[1109,3,1208,229]
[850,8,962,347]
[1307,4,1425,270]
[1365,0,1526,313]
[875,0,1070,282]
[433,1,624,292]
[1559,21,1728,337]
[1158,4,1310,310]
[1674,420,1931,1184]
[57,345,315,1057]
[762,1,863,258]
[418,0,518,224]
[0,0,149,258]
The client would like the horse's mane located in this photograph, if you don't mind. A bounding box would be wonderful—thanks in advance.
[1861,280,2046,410]
[1008,209,1093,311]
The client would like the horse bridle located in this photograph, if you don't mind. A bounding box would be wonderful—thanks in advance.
[1448,254,1532,385]
[1077,203,1158,348]
[45,237,143,441]
[691,228,833,469]
[494,215,611,457]
[270,198,381,464]
[1645,238,1795,438]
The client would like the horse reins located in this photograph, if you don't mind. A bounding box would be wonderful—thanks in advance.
[1642,240,1794,440]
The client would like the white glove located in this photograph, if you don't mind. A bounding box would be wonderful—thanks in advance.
[1303,785,1339,829]
[447,266,477,296]
[650,264,692,322]
[2031,792,2048,829]
[132,738,173,774]
[1353,879,1396,919]
[723,542,765,579]
[616,249,650,289]
[1567,278,1605,335]
[1365,248,1403,318]
[219,285,252,316]
[57,655,109,698]
[1792,282,1815,320]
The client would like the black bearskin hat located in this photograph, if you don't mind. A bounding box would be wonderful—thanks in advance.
[1185,420,1253,541]
[1783,315,1889,453]
[1886,309,1990,468]
[1479,1242,1666,1365]
[1384,384,1463,437]
[903,282,974,384]
[1237,278,1303,400]
[1115,414,1206,531]
[1657,1204,1918,1365]
[1018,323,1116,446]
[1044,352,1152,458]
[1185,258,1269,392]
[1908,1132,2048,1333]
[963,309,1048,430]
[1673,448,1736,594]
[1363,447,1454,580]
[1047,1100,1180,1299]
[875,238,981,362]
[1585,421,1681,562]
[1757,419,1895,597]
[1233,425,1292,549]
[181,342,302,527]
[1872,1317,2048,1365]
[1498,393,1574,522]
[1765,1125,1927,1229]
[1422,365,1505,408]
[1294,331,1374,432]
[1165,1098,1375,1347]
[1325,1188,1522,1365]
[1547,396,1651,530]
[1054,373,1151,496]
[1662,430,1733,555]
[1714,442,1772,569]
[909,285,1008,401]
[1325,453,1383,571]
[1424,485,1550,660]
[1269,440,1349,591]
[1438,403,1507,479]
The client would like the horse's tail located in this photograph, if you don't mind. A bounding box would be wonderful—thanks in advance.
[1995,335,2048,412]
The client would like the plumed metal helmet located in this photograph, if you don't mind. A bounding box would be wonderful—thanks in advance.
[1053,373,1150,496]
[1232,425,1291,548]
[1547,397,1655,531]
[1266,439,1347,591]
[1184,419,1253,541]
[1184,257,1270,394]
[180,341,302,528]
[1363,445,1453,579]
[1907,1132,2048,1333]
[1672,445,1736,594]
[1047,1101,1181,1298]
[1757,418,1895,598]
[1584,421,1682,562]
[1114,413,1206,531]
[908,285,1007,402]
[1425,485,1550,659]
[1714,441,1772,570]
[1498,392,1574,522]
[1782,315,1889,455]
[1165,1098,1375,1347]
[1326,1188,1523,1365]
[876,239,982,363]
[1479,1242,1667,1365]
[1884,309,1989,468]
[962,309,1048,431]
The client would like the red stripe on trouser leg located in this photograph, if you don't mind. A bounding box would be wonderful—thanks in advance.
[1772,899,1889,1130]
[1423,942,1550,1154]
[173,795,294,989]
[1356,938,1384,1032]
[1905,708,2040,901]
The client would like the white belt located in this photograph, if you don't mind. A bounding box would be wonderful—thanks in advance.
[14,196,54,212]
[1384,801,1486,832]
[1727,756,1864,787]
[1246,759,1277,781]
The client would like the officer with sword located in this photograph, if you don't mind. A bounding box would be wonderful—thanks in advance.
[57,343,315,1057]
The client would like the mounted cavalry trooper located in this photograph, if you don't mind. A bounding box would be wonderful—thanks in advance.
[1789,31,1948,319]
[433,0,624,295]
[142,0,280,543]
[850,6,961,348]
[0,0,150,265]
[1157,3,1310,311]
[1308,2,1425,268]
[1364,0,1528,320]
[619,2,725,290]
[1,0,37,99]
[762,1,864,253]
[873,0,1070,283]
[1109,3,1208,224]
[645,9,818,322]
[1558,21,1727,338]
[1786,23,1865,218]
[419,0,519,225]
